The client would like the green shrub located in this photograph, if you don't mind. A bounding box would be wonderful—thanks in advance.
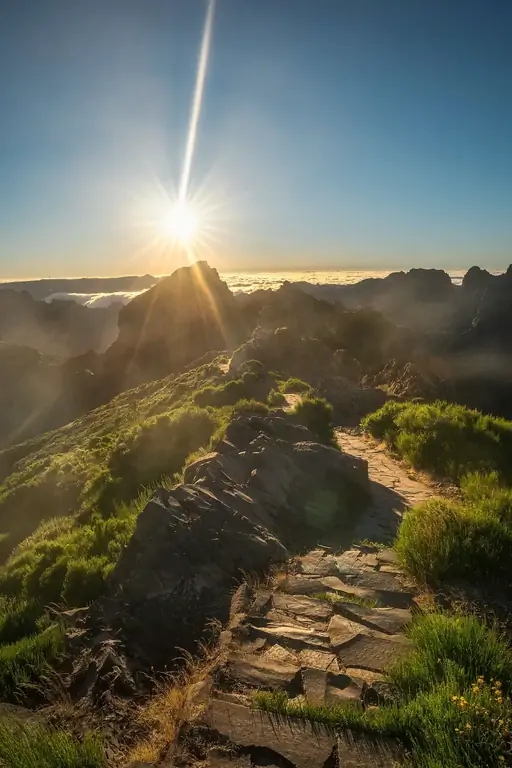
[268,389,286,406]
[388,612,512,697]
[362,400,512,482]
[0,624,64,701]
[292,396,335,445]
[109,407,218,492]
[194,377,256,407]
[0,599,46,645]
[232,399,269,415]
[279,377,312,394]
[396,473,512,586]
[62,556,112,606]
[0,720,106,768]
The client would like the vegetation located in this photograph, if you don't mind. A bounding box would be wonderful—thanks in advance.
[0,624,64,702]
[292,396,336,445]
[254,611,512,767]
[362,400,512,482]
[278,377,312,395]
[396,472,512,586]
[268,389,287,406]
[0,720,106,768]
[232,399,269,415]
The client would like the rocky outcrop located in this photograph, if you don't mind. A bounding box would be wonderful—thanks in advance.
[102,262,246,392]
[109,413,369,668]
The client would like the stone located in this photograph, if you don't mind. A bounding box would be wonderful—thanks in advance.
[298,649,339,671]
[271,593,333,622]
[223,654,300,690]
[298,550,340,577]
[336,632,413,672]
[337,733,403,767]
[302,667,362,707]
[333,603,412,635]
[261,644,298,665]
[327,615,365,650]
[204,699,337,768]
[249,622,331,651]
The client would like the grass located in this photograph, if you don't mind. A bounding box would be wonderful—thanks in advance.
[362,400,512,483]
[278,378,312,395]
[127,643,219,763]
[0,624,64,702]
[311,591,378,608]
[0,720,106,768]
[396,472,512,587]
[254,611,512,767]
[292,396,336,446]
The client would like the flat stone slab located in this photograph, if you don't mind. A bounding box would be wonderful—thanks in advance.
[223,654,300,690]
[204,699,336,768]
[298,649,339,671]
[302,667,362,708]
[271,593,333,622]
[327,615,366,649]
[204,700,399,768]
[298,550,340,577]
[336,632,413,672]
[333,603,412,635]
[249,621,331,651]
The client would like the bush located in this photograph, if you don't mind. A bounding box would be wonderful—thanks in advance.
[232,399,269,415]
[0,720,106,768]
[194,377,257,407]
[268,389,287,407]
[389,612,512,697]
[109,407,218,492]
[396,473,512,586]
[362,400,512,482]
[292,396,335,445]
[279,377,312,394]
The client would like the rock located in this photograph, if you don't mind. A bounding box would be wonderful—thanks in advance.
[327,615,365,650]
[335,632,413,672]
[248,621,331,651]
[203,699,337,768]
[333,603,412,635]
[302,667,362,707]
[110,413,369,667]
[104,262,246,391]
[221,654,300,690]
[271,593,333,622]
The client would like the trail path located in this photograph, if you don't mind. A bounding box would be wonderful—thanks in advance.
[336,430,433,545]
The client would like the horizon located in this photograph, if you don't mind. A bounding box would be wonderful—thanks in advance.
[1,1,511,277]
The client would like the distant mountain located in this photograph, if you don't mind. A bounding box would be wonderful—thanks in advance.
[0,274,157,301]
[0,289,120,358]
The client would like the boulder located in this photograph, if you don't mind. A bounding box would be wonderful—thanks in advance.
[110,414,369,667]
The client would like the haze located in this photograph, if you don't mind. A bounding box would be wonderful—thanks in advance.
[1,0,511,278]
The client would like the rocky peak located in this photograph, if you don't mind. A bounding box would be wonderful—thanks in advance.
[103,261,246,389]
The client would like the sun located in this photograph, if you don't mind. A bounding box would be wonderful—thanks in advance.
[158,199,200,246]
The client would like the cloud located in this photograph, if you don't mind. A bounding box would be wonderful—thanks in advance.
[45,290,146,309]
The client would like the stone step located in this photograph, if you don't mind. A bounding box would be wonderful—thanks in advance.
[280,574,414,609]
[202,699,401,768]
[332,603,412,635]
[248,621,331,651]
[221,654,300,691]
[302,666,363,708]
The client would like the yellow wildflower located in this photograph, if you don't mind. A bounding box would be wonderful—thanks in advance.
[465,723,472,730]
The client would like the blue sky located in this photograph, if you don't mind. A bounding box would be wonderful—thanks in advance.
[0,0,511,278]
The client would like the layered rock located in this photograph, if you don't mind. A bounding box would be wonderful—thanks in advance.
[109,413,369,667]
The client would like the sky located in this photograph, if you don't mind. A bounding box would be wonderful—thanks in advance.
[0,0,511,278]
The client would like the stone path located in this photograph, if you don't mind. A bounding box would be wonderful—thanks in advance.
[179,546,416,768]
[336,431,432,545]
[171,430,435,767]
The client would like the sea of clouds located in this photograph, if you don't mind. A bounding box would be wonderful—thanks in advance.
[44,268,500,309]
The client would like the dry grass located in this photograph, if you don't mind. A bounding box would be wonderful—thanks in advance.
[127,633,221,764]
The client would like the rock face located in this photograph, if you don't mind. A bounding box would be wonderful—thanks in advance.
[110,413,369,666]
[103,262,245,391]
